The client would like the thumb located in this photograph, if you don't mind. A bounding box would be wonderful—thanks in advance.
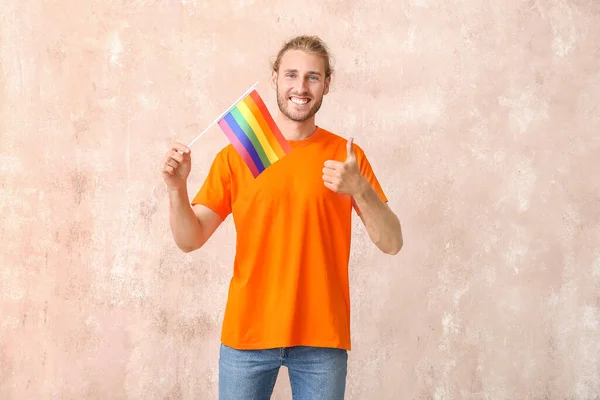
[345,137,355,162]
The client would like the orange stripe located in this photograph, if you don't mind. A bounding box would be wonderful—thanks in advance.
[249,90,292,154]
[243,95,285,159]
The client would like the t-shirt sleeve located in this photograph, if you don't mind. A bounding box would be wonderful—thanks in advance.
[191,148,232,220]
[353,145,388,215]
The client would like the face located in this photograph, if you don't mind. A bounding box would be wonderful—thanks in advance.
[271,49,330,123]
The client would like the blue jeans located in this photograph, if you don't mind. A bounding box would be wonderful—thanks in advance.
[218,343,348,400]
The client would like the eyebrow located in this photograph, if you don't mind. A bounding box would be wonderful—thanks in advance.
[283,69,323,76]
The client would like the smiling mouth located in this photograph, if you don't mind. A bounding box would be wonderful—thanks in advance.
[290,96,310,105]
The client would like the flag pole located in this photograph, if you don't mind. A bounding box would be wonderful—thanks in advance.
[186,81,260,148]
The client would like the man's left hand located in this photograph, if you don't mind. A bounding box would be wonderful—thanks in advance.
[322,137,367,197]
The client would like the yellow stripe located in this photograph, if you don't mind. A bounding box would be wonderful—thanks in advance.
[237,100,278,163]
[244,96,286,159]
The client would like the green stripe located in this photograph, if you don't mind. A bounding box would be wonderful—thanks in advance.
[231,107,271,167]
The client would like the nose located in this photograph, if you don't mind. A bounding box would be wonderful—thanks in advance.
[295,77,308,94]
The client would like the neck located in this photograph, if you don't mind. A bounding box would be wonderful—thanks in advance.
[276,114,318,141]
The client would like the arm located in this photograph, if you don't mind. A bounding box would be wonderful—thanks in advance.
[162,142,224,253]
[168,186,223,253]
[322,137,403,255]
[353,182,403,255]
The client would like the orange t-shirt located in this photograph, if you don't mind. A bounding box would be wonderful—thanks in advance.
[191,127,388,350]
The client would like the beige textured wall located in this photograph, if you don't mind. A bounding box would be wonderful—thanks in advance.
[1,0,599,399]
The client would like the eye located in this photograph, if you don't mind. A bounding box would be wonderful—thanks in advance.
[309,76,319,81]
[286,73,295,78]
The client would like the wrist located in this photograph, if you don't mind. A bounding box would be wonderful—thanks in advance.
[353,177,370,199]
[167,185,188,202]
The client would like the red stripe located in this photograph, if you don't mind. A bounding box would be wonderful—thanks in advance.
[218,119,260,177]
[249,90,292,154]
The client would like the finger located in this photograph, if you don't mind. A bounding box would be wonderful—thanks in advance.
[324,160,344,169]
[322,174,338,185]
[324,163,347,177]
[163,164,174,175]
[323,181,337,192]
[345,137,355,162]
[322,166,339,177]
[171,142,190,155]
[164,159,178,169]
[168,150,184,163]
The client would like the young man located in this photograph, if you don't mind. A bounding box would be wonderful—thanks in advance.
[162,35,403,400]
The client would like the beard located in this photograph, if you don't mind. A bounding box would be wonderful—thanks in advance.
[275,83,324,122]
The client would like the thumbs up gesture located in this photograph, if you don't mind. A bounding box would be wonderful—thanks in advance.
[322,137,367,196]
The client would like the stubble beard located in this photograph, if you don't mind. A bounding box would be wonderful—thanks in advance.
[276,83,324,123]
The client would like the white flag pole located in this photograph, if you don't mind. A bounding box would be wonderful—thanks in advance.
[186,81,259,148]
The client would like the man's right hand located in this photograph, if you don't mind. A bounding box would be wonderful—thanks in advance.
[162,142,191,190]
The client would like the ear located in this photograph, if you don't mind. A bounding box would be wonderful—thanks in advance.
[323,75,331,95]
[270,70,278,89]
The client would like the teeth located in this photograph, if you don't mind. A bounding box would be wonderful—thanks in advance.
[291,97,308,105]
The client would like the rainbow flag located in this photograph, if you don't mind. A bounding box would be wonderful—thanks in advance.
[217,87,292,177]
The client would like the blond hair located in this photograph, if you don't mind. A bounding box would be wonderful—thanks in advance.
[271,35,334,78]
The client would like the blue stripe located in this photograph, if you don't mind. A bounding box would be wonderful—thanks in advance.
[223,113,265,173]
